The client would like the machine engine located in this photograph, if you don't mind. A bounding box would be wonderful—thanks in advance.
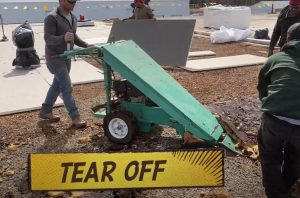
[113,79,156,105]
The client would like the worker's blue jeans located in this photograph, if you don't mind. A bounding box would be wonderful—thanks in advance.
[258,113,300,198]
[40,60,79,120]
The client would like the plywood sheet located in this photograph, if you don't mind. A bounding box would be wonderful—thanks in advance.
[184,54,266,71]
[108,19,195,67]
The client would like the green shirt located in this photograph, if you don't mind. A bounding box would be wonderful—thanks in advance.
[258,40,300,119]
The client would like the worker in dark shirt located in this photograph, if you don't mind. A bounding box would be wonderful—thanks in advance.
[130,0,150,13]
[268,0,300,56]
[125,0,155,20]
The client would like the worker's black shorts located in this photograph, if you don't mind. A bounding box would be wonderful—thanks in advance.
[258,113,300,198]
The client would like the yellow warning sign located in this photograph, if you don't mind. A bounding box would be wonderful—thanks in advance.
[30,150,224,191]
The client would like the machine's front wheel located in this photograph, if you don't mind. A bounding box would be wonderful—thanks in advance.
[103,111,137,144]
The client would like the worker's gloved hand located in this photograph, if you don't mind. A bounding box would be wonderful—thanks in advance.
[64,32,74,43]
[268,49,274,57]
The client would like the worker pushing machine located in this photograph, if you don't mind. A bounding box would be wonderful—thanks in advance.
[39,0,90,128]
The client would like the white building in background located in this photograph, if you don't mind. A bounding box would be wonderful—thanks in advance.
[1,0,189,24]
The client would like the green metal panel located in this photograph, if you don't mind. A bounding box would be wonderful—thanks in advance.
[91,104,106,118]
[121,101,185,135]
[102,40,223,142]
[220,134,239,154]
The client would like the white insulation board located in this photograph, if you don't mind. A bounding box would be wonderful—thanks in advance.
[188,51,216,57]
[184,54,267,71]
[0,68,63,115]
[204,6,251,29]
[37,60,104,85]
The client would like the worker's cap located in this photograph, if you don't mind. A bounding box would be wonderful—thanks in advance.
[290,0,300,5]
[134,0,144,4]
[287,23,300,40]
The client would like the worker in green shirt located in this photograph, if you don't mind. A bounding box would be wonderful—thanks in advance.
[258,23,300,198]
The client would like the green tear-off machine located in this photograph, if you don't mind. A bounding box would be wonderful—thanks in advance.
[59,40,244,154]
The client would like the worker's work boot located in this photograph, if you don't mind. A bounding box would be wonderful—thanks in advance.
[39,113,60,123]
[71,116,87,129]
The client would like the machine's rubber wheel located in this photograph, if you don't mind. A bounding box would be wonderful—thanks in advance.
[103,111,137,144]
